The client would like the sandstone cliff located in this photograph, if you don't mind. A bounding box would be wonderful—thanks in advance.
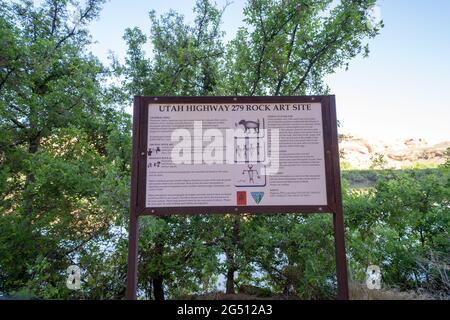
[338,135,450,169]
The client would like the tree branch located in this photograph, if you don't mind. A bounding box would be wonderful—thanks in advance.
[9,117,26,129]
[50,0,60,35]
[274,22,299,95]
[0,69,13,92]
[290,35,341,94]
[54,1,98,50]
[250,9,297,95]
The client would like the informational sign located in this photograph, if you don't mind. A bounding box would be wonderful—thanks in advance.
[146,102,327,209]
[131,96,342,215]
[127,96,349,300]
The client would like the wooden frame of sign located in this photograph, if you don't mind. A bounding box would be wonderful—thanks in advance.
[126,95,349,300]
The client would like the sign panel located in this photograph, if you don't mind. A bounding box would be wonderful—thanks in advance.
[132,96,341,215]
[146,102,327,208]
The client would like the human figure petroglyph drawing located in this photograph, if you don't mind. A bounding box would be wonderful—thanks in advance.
[236,144,248,162]
[242,164,260,183]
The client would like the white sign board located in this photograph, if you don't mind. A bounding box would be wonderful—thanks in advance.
[145,102,327,208]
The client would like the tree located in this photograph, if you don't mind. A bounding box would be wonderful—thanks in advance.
[223,0,381,95]
[120,0,382,299]
[0,0,130,298]
[343,167,450,295]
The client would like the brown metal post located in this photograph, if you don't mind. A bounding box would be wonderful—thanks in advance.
[126,213,138,300]
[333,209,349,300]
[328,95,349,300]
[126,96,142,300]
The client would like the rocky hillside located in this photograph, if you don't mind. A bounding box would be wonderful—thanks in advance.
[338,135,450,169]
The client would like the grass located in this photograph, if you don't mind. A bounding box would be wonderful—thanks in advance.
[342,168,440,189]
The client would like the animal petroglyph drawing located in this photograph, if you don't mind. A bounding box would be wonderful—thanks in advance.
[238,119,260,134]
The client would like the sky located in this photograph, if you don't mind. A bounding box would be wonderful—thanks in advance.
[83,0,450,144]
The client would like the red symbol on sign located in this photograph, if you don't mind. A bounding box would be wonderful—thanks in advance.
[237,191,247,206]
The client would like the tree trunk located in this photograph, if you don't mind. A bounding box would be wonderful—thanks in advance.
[152,238,165,300]
[24,133,41,223]
[153,277,165,300]
[226,267,235,294]
[225,216,241,294]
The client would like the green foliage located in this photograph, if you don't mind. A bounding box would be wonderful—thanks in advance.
[344,167,450,295]
[136,215,221,299]
[0,0,130,298]
[224,0,381,95]
[243,214,336,299]
[121,0,226,97]
[369,153,387,170]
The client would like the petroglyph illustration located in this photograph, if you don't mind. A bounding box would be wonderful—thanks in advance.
[234,118,266,163]
[238,119,260,134]
[234,164,267,188]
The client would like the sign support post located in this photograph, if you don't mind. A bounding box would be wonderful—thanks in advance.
[126,96,141,300]
[330,95,349,300]
[126,212,138,300]
[333,209,349,300]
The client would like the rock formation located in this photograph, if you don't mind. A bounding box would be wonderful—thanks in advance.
[338,135,450,169]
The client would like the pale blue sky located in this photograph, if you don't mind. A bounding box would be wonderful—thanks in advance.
[84,1,450,143]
